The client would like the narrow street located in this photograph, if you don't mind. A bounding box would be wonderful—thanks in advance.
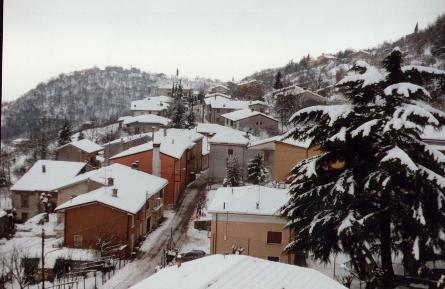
[103,171,208,289]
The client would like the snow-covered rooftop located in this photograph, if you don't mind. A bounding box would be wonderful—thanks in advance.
[55,164,168,214]
[117,116,132,122]
[221,109,278,122]
[204,95,250,110]
[129,254,346,289]
[208,131,250,145]
[123,114,171,126]
[196,123,244,136]
[57,139,104,153]
[205,92,232,99]
[11,160,87,192]
[249,133,311,149]
[210,84,229,91]
[421,126,445,141]
[110,128,203,159]
[131,96,173,111]
[208,185,289,216]
[272,84,306,97]
[102,133,152,146]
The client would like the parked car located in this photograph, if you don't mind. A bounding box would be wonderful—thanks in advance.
[180,250,206,262]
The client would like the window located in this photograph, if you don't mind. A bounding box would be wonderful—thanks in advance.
[267,256,280,262]
[73,235,83,248]
[21,212,28,221]
[21,194,29,208]
[135,127,140,134]
[267,231,282,244]
[228,149,233,156]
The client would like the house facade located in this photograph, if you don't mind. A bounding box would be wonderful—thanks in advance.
[55,139,104,168]
[102,133,151,163]
[273,139,320,182]
[130,96,173,117]
[110,129,203,206]
[222,109,279,135]
[208,186,296,264]
[10,160,88,222]
[123,114,171,135]
[208,132,250,183]
[55,164,167,255]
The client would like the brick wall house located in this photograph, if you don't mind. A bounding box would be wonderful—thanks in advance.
[55,164,167,256]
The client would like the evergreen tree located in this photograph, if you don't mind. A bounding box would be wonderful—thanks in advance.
[247,154,269,184]
[280,48,445,288]
[274,71,284,90]
[168,83,188,129]
[57,120,72,146]
[223,157,242,187]
[186,109,196,129]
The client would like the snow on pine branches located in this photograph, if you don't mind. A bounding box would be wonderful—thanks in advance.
[247,154,269,185]
[280,47,445,286]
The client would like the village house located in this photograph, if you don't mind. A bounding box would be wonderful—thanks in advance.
[55,163,168,255]
[117,116,132,129]
[272,85,328,106]
[208,84,229,94]
[109,129,203,206]
[208,185,298,264]
[130,96,173,116]
[349,50,372,60]
[204,92,232,100]
[10,160,89,222]
[208,131,251,183]
[55,139,104,168]
[102,133,151,163]
[128,254,346,289]
[222,109,279,135]
[195,122,241,138]
[205,95,249,125]
[123,114,171,135]
[249,134,319,182]
[158,84,193,97]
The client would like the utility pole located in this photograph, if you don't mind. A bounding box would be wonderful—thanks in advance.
[41,228,45,289]
[145,192,148,234]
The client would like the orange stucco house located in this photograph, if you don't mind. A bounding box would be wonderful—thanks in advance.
[109,128,203,206]
[208,186,298,264]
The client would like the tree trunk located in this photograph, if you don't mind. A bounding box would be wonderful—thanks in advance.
[379,193,395,289]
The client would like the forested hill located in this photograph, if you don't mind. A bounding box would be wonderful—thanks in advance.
[1,66,217,140]
[243,14,445,102]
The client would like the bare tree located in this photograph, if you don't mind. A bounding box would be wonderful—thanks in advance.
[1,247,33,289]
[95,224,119,257]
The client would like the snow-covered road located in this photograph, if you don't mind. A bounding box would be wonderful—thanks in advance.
[102,171,208,289]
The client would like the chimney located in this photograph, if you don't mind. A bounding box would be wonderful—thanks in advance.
[163,128,167,137]
[112,188,118,197]
[107,177,114,186]
[152,142,161,177]
[176,254,182,267]
[42,164,46,173]
[152,126,156,140]
[131,161,139,170]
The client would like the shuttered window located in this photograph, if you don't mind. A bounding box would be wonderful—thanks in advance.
[267,231,282,244]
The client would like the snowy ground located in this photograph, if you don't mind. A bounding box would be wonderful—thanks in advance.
[0,213,97,268]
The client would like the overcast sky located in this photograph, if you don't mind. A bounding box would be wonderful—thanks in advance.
[3,0,445,101]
